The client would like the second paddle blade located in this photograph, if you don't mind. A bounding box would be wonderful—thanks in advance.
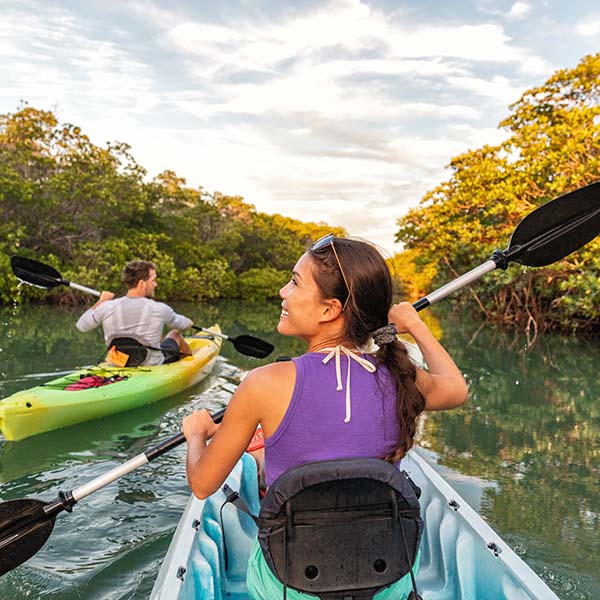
[0,498,56,576]
[507,181,600,267]
[10,256,63,289]
[232,335,274,358]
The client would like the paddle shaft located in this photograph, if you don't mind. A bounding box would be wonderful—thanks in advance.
[69,281,101,297]
[413,259,498,312]
[43,408,225,518]
[193,325,229,340]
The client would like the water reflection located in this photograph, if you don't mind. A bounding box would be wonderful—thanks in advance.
[418,311,599,596]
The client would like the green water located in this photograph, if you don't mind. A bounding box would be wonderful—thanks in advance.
[0,302,598,599]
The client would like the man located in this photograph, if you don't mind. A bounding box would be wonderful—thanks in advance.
[76,260,193,366]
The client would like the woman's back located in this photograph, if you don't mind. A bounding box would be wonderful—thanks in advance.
[265,351,400,487]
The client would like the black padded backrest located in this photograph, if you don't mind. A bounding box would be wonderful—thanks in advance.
[258,458,422,600]
[107,336,149,367]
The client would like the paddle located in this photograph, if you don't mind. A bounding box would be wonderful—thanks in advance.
[10,256,101,297]
[9,256,274,359]
[191,325,274,359]
[0,408,226,577]
[412,180,600,311]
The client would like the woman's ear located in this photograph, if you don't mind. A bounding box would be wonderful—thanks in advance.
[320,298,343,322]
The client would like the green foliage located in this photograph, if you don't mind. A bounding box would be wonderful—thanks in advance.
[0,253,20,304]
[395,54,600,332]
[0,104,344,305]
[178,261,236,302]
[236,267,289,301]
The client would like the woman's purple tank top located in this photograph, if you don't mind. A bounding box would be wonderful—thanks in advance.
[264,351,399,487]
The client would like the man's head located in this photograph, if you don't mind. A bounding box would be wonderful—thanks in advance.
[122,260,157,297]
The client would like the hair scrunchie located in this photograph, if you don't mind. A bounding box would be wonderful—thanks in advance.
[371,323,398,346]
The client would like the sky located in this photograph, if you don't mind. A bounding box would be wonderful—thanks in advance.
[1,0,599,255]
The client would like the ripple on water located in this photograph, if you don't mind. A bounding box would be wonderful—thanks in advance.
[0,566,83,599]
[541,565,597,599]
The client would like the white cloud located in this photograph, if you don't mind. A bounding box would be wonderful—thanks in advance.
[154,0,551,154]
[508,2,531,19]
[575,18,600,36]
[0,38,26,58]
[447,74,526,105]
[167,3,542,71]
[0,8,156,111]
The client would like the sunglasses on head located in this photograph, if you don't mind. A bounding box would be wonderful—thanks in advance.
[310,234,352,311]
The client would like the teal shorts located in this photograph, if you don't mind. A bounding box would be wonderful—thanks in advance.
[246,538,421,600]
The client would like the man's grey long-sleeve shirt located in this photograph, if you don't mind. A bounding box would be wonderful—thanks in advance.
[76,296,192,365]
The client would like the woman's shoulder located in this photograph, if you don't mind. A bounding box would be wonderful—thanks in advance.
[235,360,297,419]
[242,359,296,387]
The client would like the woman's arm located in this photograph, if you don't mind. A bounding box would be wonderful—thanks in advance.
[183,376,261,499]
[182,361,294,499]
[389,302,468,411]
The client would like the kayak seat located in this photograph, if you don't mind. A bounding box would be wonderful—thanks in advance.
[106,336,149,367]
[257,458,423,600]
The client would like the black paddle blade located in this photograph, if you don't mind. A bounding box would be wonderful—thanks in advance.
[507,181,600,267]
[10,256,63,289]
[0,499,55,576]
[232,335,274,358]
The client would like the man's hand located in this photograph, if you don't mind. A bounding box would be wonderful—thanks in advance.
[92,291,115,309]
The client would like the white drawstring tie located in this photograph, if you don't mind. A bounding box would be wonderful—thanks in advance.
[321,345,376,423]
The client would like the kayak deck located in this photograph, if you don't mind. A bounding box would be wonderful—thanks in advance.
[0,327,222,442]
[151,450,559,600]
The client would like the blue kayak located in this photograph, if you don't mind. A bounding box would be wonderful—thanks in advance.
[151,451,559,600]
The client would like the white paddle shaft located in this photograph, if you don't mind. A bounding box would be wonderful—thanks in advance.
[72,455,149,502]
[424,259,497,305]
[70,282,101,297]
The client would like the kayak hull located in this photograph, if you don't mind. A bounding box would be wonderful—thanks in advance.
[0,326,222,442]
[151,449,559,600]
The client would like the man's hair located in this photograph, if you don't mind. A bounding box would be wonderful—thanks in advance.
[122,260,156,289]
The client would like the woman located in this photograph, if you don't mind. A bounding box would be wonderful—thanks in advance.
[183,235,468,599]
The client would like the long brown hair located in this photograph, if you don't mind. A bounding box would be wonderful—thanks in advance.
[308,237,425,461]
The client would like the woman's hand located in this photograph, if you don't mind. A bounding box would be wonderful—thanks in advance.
[389,302,468,411]
[182,409,220,441]
[388,302,424,336]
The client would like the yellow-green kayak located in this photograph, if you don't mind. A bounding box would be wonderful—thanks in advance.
[0,326,222,442]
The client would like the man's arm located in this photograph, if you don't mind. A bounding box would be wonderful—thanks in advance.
[76,291,114,332]
[163,304,193,330]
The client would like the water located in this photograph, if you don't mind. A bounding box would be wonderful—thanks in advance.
[0,302,598,599]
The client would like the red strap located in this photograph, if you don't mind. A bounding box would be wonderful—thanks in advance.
[246,428,265,452]
[65,375,125,391]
